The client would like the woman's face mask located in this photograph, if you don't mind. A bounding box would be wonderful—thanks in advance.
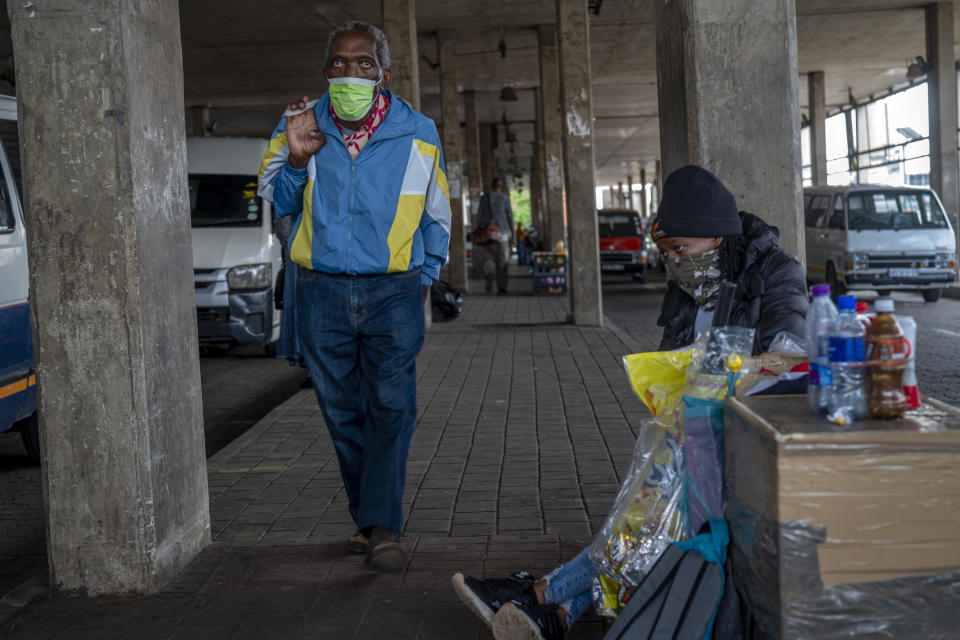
[666,249,723,308]
[328,72,381,121]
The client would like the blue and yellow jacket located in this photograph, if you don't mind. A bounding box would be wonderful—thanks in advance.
[257,90,451,286]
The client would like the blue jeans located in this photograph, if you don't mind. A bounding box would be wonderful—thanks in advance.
[542,547,595,627]
[296,266,425,533]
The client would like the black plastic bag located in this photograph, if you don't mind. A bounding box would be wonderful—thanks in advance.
[431,280,463,322]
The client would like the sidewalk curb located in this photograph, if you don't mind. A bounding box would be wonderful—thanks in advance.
[942,286,960,300]
[603,314,644,355]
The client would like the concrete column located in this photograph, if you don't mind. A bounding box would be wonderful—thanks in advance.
[8,0,209,595]
[438,33,467,291]
[655,0,804,262]
[926,2,959,218]
[617,181,624,208]
[808,72,828,185]
[532,88,548,232]
[538,24,567,253]
[480,123,496,192]
[639,169,647,218]
[625,175,633,209]
[556,0,603,326]
[382,0,420,110]
[463,90,482,243]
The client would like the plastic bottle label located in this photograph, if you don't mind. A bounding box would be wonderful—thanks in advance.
[810,361,832,386]
[829,336,864,362]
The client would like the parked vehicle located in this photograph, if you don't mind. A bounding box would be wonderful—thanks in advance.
[188,137,282,354]
[804,185,957,302]
[597,208,648,282]
[0,94,39,462]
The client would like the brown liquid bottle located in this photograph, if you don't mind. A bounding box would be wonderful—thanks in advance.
[865,299,907,419]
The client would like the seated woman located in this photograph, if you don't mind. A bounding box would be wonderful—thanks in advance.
[450,164,808,640]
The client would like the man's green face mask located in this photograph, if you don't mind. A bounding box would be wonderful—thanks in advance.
[328,76,378,121]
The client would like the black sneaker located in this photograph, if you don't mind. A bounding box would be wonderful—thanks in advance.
[451,571,537,627]
[364,527,406,572]
[493,601,565,640]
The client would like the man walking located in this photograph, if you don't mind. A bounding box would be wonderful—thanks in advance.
[477,177,515,294]
[257,21,451,571]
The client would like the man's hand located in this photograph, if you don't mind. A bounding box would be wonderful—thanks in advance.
[422,285,430,305]
[286,96,325,169]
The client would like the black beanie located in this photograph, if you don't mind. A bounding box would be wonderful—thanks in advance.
[650,165,742,240]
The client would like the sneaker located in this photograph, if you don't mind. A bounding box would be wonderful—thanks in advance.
[451,571,537,627]
[364,527,407,572]
[493,601,565,640]
[347,530,369,554]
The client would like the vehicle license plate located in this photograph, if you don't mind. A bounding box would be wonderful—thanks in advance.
[602,264,625,271]
[888,268,919,278]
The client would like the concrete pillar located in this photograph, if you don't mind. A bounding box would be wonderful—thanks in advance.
[617,181,624,208]
[654,161,662,214]
[808,72,828,186]
[926,2,959,217]
[463,90,482,242]
[382,0,420,110]
[532,87,548,232]
[639,169,647,218]
[538,24,567,253]
[480,123,496,192]
[8,0,209,596]
[556,0,603,326]
[438,33,467,291]
[655,0,804,262]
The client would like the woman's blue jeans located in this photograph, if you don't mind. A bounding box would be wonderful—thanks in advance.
[295,266,425,533]
[542,547,595,627]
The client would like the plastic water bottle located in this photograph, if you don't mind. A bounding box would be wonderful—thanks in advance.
[855,301,872,330]
[828,295,866,423]
[806,284,838,413]
[899,316,920,409]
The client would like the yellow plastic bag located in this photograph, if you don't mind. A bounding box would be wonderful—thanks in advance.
[622,349,694,416]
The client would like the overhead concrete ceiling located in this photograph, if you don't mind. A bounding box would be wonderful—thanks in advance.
[0,0,954,187]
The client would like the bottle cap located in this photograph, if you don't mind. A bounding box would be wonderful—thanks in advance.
[837,295,856,310]
[856,301,868,313]
[811,284,831,297]
[875,299,894,312]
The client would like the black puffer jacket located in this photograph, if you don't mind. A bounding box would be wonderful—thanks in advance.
[657,212,808,355]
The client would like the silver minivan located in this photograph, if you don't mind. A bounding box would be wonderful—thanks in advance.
[804,185,958,302]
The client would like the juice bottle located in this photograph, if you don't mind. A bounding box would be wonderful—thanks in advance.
[865,299,907,418]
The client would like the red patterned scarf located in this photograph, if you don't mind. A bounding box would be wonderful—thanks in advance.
[331,91,391,159]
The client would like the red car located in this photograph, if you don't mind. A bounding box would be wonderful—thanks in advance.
[597,209,648,282]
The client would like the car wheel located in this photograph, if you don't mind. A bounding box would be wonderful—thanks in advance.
[633,272,647,284]
[264,341,278,358]
[876,290,891,297]
[922,288,942,303]
[826,263,847,298]
[17,412,41,465]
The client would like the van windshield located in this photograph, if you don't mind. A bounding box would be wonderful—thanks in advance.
[847,191,949,231]
[598,212,643,237]
[190,174,262,228]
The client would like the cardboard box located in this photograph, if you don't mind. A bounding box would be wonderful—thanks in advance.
[724,395,960,638]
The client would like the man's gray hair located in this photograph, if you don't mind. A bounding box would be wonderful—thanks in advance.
[324,21,392,70]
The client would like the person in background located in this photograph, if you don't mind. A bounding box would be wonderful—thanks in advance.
[477,177,515,294]
[449,164,808,639]
[257,20,451,572]
[515,222,528,265]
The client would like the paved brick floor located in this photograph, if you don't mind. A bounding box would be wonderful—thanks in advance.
[2,274,652,639]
